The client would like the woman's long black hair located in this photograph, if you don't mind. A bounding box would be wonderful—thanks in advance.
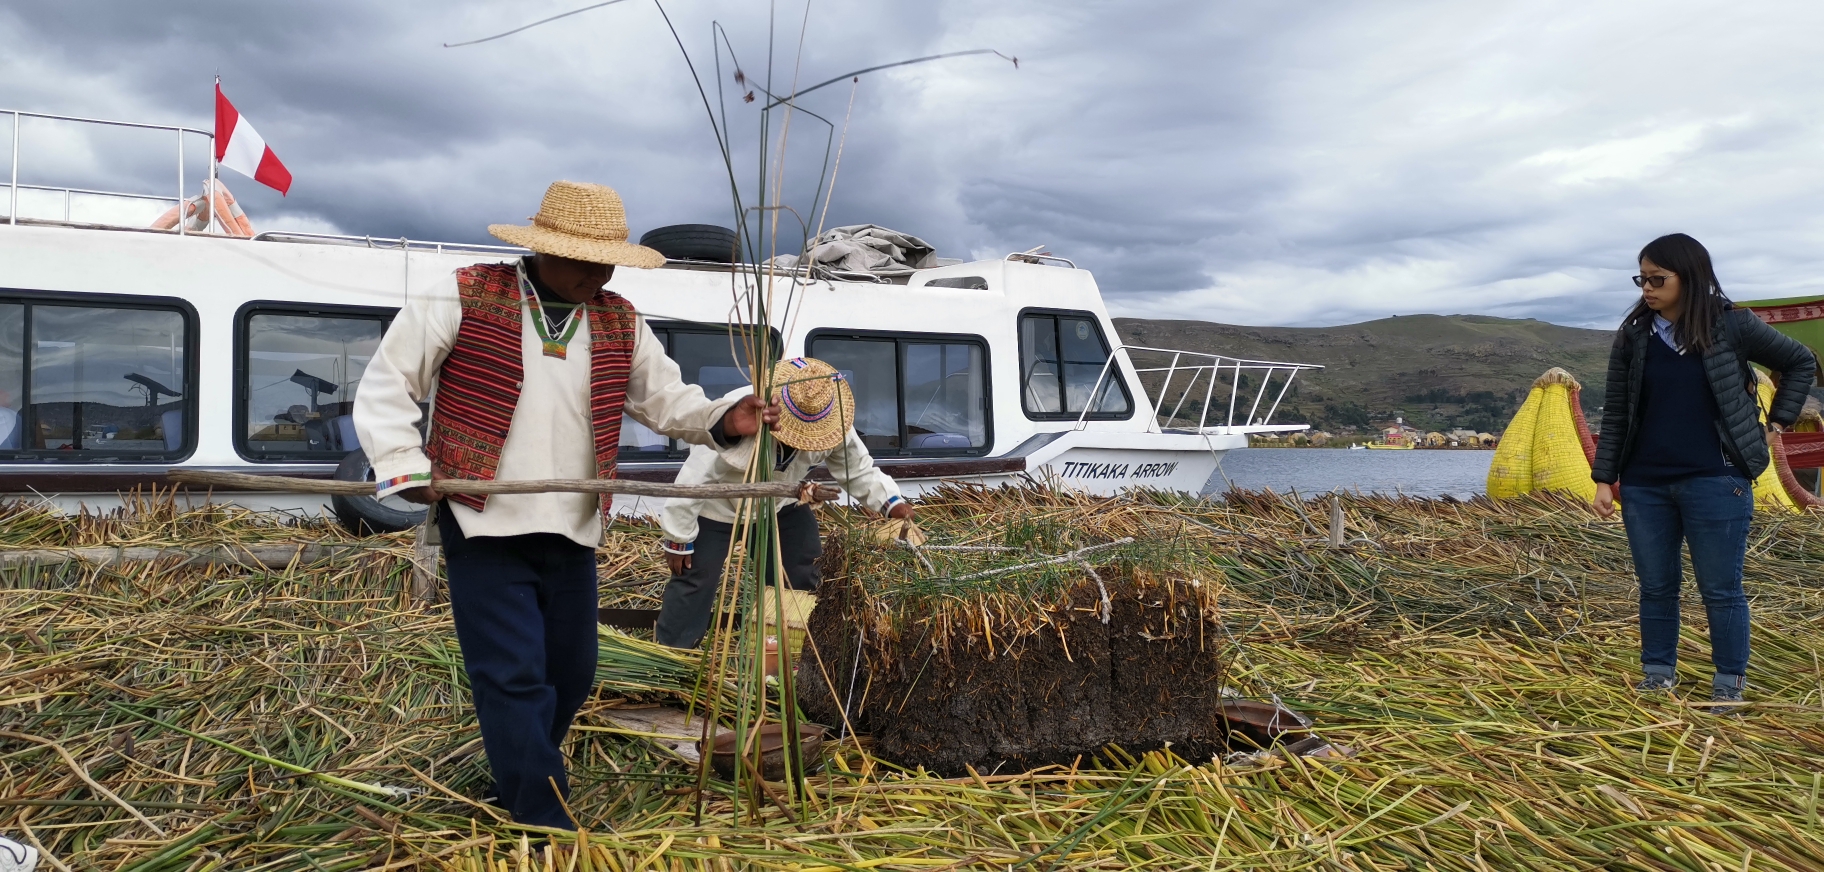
[1627,233,1729,352]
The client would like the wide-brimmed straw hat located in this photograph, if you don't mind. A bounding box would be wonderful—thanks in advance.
[769,358,854,452]
[489,180,667,269]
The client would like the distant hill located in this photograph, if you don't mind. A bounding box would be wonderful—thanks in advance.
[1113,314,1612,435]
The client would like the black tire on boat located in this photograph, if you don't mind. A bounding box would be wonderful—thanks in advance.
[638,224,742,263]
[331,447,428,535]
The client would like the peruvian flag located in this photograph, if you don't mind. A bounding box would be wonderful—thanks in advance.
[214,82,293,195]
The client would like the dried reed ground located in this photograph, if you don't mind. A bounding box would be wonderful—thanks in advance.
[3,487,1824,870]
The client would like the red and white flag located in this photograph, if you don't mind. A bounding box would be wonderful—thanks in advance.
[214,82,292,195]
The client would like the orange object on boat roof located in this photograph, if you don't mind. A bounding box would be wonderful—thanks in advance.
[150,179,255,237]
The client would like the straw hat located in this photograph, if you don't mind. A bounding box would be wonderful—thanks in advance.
[769,358,855,452]
[488,181,666,268]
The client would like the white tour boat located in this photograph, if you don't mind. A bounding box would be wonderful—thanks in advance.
[0,110,1319,528]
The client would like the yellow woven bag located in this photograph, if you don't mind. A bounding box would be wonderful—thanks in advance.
[1751,371,1797,512]
[1488,369,1595,502]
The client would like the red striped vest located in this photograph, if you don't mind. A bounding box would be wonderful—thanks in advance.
[426,262,637,517]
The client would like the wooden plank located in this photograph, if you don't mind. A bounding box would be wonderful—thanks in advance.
[598,608,663,630]
[598,705,726,762]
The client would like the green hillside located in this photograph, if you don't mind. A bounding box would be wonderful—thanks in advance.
[1113,314,1612,435]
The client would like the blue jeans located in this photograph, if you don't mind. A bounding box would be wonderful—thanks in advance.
[439,507,600,830]
[1618,475,1754,680]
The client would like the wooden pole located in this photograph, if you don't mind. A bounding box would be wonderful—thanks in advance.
[0,543,366,571]
[1328,493,1344,548]
[166,470,840,502]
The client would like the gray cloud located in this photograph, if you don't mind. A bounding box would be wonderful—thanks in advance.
[6,0,1824,329]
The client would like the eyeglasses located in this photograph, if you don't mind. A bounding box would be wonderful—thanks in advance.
[1632,275,1671,289]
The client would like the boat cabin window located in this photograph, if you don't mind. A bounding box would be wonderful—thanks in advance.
[0,294,194,460]
[806,330,991,456]
[619,323,779,460]
[237,305,393,460]
[1018,310,1132,420]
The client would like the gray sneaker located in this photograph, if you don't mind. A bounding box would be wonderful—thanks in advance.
[0,836,39,872]
[1710,681,1746,716]
[1634,674,1677,693]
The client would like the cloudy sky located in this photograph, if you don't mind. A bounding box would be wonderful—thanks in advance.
[4,1,1821,328]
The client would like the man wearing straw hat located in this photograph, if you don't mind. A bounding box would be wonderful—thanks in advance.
[655,357,913,649]
[355,180,777,830]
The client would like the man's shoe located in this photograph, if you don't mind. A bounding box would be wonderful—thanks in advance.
[0,836,40,872]
[1710,678,1746,716]
[1634,674,1677,693]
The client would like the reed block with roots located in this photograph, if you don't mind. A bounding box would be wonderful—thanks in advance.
[797,556,1237,774]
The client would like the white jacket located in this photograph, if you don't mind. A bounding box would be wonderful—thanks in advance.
[659,388,903,544]
[354,263,737,547]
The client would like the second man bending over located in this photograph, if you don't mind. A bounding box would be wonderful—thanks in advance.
[655,357,913,649]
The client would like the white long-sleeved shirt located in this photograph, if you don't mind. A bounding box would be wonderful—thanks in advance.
[659,388,903,544]
[354,263,737,546]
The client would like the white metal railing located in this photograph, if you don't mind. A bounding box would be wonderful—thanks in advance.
[6,109,215,234]
[1075,345,1323,434]
[248,231,528,256]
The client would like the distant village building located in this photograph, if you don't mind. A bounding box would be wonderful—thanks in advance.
[1423,431,1448,447]
[1447,428,1480,444]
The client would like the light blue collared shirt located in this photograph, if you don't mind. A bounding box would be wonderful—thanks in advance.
[1652,315,1683,354]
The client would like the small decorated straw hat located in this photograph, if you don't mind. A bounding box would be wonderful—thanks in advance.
[769,358,854,452]
[489,180,666,269]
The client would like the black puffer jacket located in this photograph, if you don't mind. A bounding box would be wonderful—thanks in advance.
[1592,306,1817,484]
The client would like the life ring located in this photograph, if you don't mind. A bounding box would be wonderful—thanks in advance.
[150,180,256,237]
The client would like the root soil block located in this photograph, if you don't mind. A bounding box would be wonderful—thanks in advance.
[796,563,1237,775]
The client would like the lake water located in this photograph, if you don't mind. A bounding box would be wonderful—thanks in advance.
[1204,448,1495,498]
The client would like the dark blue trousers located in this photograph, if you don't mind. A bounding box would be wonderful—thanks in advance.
[655,503,823,649]
[438,507,598,830]
[1618,475,1754,682]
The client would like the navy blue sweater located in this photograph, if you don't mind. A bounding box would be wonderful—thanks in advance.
[1621,335,1734,486]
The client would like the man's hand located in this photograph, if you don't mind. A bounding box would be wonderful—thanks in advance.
[1592,481,1616,520]
[396,470,446,506]
[722,395,782,438]
[887,501,915,521]
[665,548,692,574]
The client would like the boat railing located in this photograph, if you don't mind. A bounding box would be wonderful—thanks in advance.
[1074,345,1324,435]
[1003,250,1077,269]
[5,109,216,233]
[247,230,528,256]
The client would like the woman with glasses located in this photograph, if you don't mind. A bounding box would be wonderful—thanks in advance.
[1591,233,1815,713]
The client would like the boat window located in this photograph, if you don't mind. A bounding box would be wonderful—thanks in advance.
[239,308,390,460]
[0,297,192,460]
[0,305,23,451]
[807,331,992,456]
[810,338,901,451]
[619,323,778,460]
[1018,311,1132,420]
